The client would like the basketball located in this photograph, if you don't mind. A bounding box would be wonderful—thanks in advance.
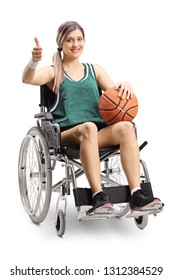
[98,87,138,124]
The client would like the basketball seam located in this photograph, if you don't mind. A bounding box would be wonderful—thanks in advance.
[99,94,129,112]
[98,94,120,112]
[124,105,138,116]
[103,93,121,107]
[118,105,138,122]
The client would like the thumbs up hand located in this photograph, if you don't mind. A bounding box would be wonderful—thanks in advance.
[32,37,42,62]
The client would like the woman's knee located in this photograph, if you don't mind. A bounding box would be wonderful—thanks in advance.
[115,121,135,138]
[79,122,98,141]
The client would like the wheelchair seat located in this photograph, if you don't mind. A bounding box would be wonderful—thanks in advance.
[63,145,118,159]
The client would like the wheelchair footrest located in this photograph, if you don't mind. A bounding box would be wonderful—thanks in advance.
[73,182,153,207]
[78,210,118,221]
[126,203,164,218]
[126,206,164,218]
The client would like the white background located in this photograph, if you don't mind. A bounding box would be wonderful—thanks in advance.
[1,0,173,279]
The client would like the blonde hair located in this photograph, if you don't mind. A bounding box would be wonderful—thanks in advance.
[52,21,85,93]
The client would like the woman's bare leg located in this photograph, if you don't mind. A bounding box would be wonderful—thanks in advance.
[61,122,103,194]
[98,121,140,191]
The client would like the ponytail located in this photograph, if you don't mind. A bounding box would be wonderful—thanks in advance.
[52,49,64,93]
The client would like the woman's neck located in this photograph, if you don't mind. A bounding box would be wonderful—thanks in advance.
[63,58,81,69]
[62,59,85,81]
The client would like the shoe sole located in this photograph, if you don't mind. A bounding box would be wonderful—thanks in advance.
[132,199,163,212]
[89,203,115,215]
[127,199,164,218]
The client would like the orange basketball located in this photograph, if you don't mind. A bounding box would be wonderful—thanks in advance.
[98,87,138,124]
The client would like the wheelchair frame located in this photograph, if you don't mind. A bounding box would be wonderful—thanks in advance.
[18,85,163,237]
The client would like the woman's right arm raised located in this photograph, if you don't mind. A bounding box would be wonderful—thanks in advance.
[22,37,54,86]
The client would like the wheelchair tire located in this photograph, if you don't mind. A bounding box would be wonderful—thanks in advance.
[134,215,148,229]
[18,126,52,224]
[55,210,66,237]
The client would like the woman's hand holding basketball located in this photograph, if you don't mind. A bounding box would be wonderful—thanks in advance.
[32,37,42,62]
[115,80,133,100]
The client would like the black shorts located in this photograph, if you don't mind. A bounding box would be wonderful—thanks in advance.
[60,122,108,132]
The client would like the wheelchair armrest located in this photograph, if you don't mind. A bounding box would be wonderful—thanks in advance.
[42,121,61,150]
[34,112,53,121]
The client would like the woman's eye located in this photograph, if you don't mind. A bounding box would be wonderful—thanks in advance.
[66,38,73,43]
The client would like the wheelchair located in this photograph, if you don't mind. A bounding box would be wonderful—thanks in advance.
[18,84,163,237]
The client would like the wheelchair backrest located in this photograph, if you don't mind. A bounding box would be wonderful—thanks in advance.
[40,84,57,111]
[39,84,103,112]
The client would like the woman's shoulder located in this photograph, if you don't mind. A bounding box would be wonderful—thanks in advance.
[83,63,103,79]
[84,63,102,70]
[86,63,115,90]
[90,64,105,80]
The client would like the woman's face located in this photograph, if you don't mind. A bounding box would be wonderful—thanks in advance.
[62,28,84,59]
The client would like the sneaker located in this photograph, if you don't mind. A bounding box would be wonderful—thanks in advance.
[88,191,115,215]
[129,189,163,213]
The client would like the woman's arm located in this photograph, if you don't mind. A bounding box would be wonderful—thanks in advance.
[22,37,54,86]
[22,65,54,86]
[93,64,134,99]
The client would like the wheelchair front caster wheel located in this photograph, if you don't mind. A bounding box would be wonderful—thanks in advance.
[55,210,66,237]
[134,215,148,229]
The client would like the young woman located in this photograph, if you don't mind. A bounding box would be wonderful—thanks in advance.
[22,21,162,215]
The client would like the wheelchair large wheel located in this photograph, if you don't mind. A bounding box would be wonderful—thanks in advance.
[18,126,52,224]
[108,154,128,186]
[106,154,130,217]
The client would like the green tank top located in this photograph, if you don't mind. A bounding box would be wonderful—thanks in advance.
[50,63,107,128]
